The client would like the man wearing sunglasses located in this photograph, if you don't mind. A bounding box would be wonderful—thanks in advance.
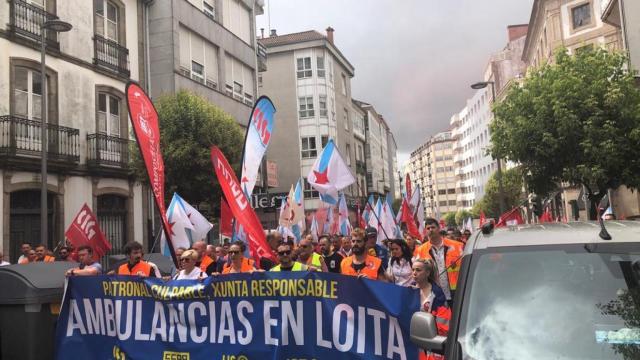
[415,218,463,306]
[297,238,328,272]
[270,243,308,272]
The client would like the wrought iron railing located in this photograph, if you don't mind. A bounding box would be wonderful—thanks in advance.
[0,115,80,162]
[94,35,130,77]
[87,133,130,168]
[9,0,59,48]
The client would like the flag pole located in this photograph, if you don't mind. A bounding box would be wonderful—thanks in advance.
[353,180,392,241]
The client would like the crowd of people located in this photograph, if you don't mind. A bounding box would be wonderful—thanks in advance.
[1,217,471,359]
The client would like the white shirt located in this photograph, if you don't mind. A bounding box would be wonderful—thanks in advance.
[0,261,9,267]
[431,244,452,300]
[173,267,207,280]
[386,258,413,287]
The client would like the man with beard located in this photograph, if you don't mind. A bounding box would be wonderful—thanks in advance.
[319,235,343,273]
[117,241,155,277]
[270,243,308,272]
[340,228,387,281]
[297,238,328,272]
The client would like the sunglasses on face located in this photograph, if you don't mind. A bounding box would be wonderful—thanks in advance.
[426,226,437,230]
[228,251,240,255]
[278,250,291,256]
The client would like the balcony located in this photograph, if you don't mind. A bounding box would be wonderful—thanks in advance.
[94,35,130,77]
[9,0,60,49]
[87,133,131,175]
[257,42,267,72]
[0,115,79,170]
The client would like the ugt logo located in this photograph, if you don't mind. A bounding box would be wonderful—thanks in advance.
[112,345,126,360]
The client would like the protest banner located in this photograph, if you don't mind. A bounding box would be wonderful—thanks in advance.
[55,272,419,360]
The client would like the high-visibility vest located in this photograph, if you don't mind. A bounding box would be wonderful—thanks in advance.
[118,261,153,276]
[222,258,254,274]
[416,239,463,290]
[341,255,381,279]
[38,255,55,262]
[305,252,322,269]
[199,256,215,273]
[270,262,307,272]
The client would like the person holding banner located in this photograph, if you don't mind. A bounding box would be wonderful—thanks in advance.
[297,238,328,272]
[173,249,207,280]
[221,243,257,274]
[117,241,155,277]
[270,243,308,271]
[65,245,102,277]
[341,228,387,281]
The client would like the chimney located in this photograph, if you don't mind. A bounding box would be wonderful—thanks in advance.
[260,28,264,39]
[326,26,334,44]
[270,29,277,37]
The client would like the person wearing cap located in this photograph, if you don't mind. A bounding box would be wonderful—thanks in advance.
[173,249,207,280]
[365,227,390,271]
[341,228,387,280]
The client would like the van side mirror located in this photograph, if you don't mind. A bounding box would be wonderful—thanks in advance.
[410,312,447,351]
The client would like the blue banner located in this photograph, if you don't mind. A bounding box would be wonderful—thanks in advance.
[55,272,419,360]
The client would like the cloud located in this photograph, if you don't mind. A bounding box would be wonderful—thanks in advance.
[257,0,533,158]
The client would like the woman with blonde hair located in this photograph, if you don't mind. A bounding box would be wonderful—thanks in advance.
[173,249,207,280]
[413,258,450,360]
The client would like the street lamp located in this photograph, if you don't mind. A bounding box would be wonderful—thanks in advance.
[470,81,506,215]
[40,19,72,246]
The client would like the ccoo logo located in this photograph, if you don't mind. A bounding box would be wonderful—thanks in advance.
[113,345,126,360]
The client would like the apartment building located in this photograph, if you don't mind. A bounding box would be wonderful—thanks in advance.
[0,0,148,261]
[353,100,390,198]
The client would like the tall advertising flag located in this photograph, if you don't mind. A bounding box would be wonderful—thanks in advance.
[211,146,276,263]
[126,82,175,265]
[240,96,276,197]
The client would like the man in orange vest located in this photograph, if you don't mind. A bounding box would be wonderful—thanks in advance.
[34,245,55,262]
[192,240,219,275]
[222,243,257,274]
[341,228,387,281]
[117,241,155,277]
[416,218,462,306]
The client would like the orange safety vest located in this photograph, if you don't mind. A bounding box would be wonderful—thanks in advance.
[199,255,216,273]
[37,255,55,262]
[416,239,462,291]
[222,257,254,274]
[341,255,381,279]
[118,260,153,276]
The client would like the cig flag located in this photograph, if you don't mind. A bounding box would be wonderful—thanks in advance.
[307,139,355,205]
[65,204,111,262]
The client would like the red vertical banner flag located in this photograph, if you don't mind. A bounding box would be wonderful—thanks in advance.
[220,198,233,237]
[405,174,412,200]
[65,204,111,262]
[210,146,276,263]
[125,82,176,265]
[401,198,422,240]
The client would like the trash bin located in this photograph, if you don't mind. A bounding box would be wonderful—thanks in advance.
[0,262,76,360]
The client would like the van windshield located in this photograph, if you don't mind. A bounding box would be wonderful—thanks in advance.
[458,244,640,360]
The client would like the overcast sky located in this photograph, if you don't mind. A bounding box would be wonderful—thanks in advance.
[256,0,534,167]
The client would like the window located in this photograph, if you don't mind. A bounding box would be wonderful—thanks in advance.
[95,0,119,42]
[301,137,317,159]
[224,55,254,105]
[341,73,347,95]
[343,108,349,131]
[222,0,251,44]
[258,73,263,87]
[13,67,42,121]
[97,93,120,136]
[439,201,447,207]
[203,0,215,19]
[321,135,329,149]
[345,144,351,166]
[304,179,319,199]
[296,57,312,79]
[317,56,325,78]
[447,188,456,194]
[448,200,456,206]
[571,3,591,29]
[438,189,447,195]
[319,95,327,117]
[180,26,219,89]
[298,97,314,118]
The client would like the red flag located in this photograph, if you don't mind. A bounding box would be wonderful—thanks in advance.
[405,174,412,200]
[539,208,553,223]
[401,198,421,240]
[65,204,111,262]
[126,82,176,265]
[357,203,366,229]
[479,211,486,226]
[210,146,276,263]
[496,208,524,227]
[220,198,233,237]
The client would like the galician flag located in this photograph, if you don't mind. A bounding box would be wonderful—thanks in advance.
[307,139,355,205]
[338,193,351,236]
[368,198,381,230]
[363,194,374,224]
[291,179,305,242]
[378,200,396,243]
[279,184,304,227]
[161,193,195,257]
[310,214,319,242]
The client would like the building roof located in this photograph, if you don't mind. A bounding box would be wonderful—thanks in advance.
[259,30,326,48]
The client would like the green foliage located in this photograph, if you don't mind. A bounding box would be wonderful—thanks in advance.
[472,167,525,219]
[455,209,472,226]
[442,212,456,228]
[392,198,402,215]
[131,90,244,210]
[491,48,640,206]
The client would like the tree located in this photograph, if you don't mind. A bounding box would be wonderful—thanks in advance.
[472,167,525,219]
[455,209,472,226]
[131,90,244,211]
[491,48,640,218]
[442,212,456,228]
